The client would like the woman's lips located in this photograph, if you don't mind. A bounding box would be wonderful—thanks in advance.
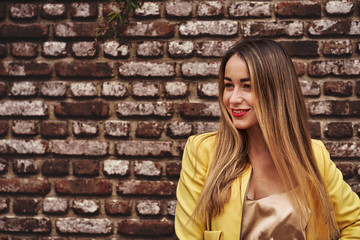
[231,109,250,117]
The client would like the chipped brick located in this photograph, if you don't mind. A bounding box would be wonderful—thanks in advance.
[70,3,97,19]
[136,121,163,138]
[11,42,38,58]
[102,82,127,97]
[73,199,100,215]
[197,41,235,57]
[198,82,219,98]
[229,2,271,17]
[244,21,303,37]
[54,22,98,38]
[0,217,51,233]
[168,40,194,57]
[180,102,221,118]
[179,20,238,36]
[10,4,38,19]
[13,159,38,175]
[196,122,219,134]
[324,141,360,158]
[55,218,112,234]
[165,1,192,17]
[135,2,161,17]
[118,61,175,77]
[72,121,98,136]
[117,180,175,196]
[116,102,174,117]
[167,121,193,138]
[70,82,98,97]
[308,60,360,76]
[325,0,354,15]
[323,40,352,55]
[136,200,162,215]
[300,80,320,97]
[123,21,175,37]
[0,178,50,194]
[0,61,51,77]
[103,159,129,177]
[164,81,189,98]
[132,82,159,98]
[324,81,352,97]
[11,82,37,96]
[43,197,68,214]
[135,160,162,176]
[181,62,220,77]
[137,41,163,57]
[115,140,172,157]
[0,139,48,155]
[40,82,66,97]
[105,200,131,215]
[40,3,66,18]
[197,1,224,17]
[51,140,108,156]
[103,41,129,58]
[104,120,130,137]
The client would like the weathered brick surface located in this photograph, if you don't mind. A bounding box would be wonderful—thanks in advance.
[103,159,129,177]
[168,41,194,57]
[118,219,174,236]
[11,42,38,58]
[43,198,68,214]
[167,121,193,138]
[0,45,6,58]
[279,41,319,57]
[40,4,66,18]
[196,122,219,134]
[55,218,112,234]
[115,141,172,157]
[300,81,320,97]
[117,180,175,196]
[11,82,37,96]
[136,121,163,138]
[0,24,49,39]
[136,200,162,215]
[137,41,163,57]
[55,101,110,118]
[197,1,224,17]
[180,102,221,118]
[293,61,305,76]
[336,163,354,179]
[104,120,130,137]
[55,179,111,195]
[0,139,48,155]
[72,121,98,136]
[166,161,181,177]
[122,21,175,37]
[70,3,97,19]
[135,2,161,17]
[0,61,51,77]
[118,61,175,77]
[324,142,360,158]
[13,198,40,214]
[41,120,68,138]
[244,21,303,37]
[42,159,69,176]
[198,82,219,98]
[0,217,51,233]
[275,1,321,17]
[71,41,97,58]
[132,82,159,98]
[356,81,360,97]
[12,120,38,135]
[73,159,99,176]
[103,41,129,58]
[308,20,360,36]
[179,20,238,36]
[229,2,271,18]
[55,61,113,78]
[323,40,352,55]
[73,199,100,215]
[165,2,192,17]
[54,23,98,38]
[42,42,67,57]
[13,158,38,175]
[116,102,174,117]
[181,62,220,77]
[135,160,162,176]
[105,200,131,215]
[167,200,177,216]
[0,178,50,194]
[325,0,354,15]
[10,4,38,19]
[0,82,6,97]
[0,4,5,19]
[102,82,127,97]
[0,158,8,174]
[197,41,235,57]
[164,82,189,98]
[0,121,8,137]
[52,140,108,156]
[308,100,360,116]
[308,60,360,76]
[40,82,67,97]
[324,81,352,97]
[0,197,9,213]
[325,122,353,138]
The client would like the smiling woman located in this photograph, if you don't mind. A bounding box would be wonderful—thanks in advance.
[175,39,360,240]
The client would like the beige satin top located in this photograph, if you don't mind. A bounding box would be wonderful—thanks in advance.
[241,192,308,240]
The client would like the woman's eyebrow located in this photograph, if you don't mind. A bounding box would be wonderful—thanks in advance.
[224,77,232,81]
[240,78,250,82]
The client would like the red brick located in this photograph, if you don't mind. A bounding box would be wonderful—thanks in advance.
[293,61,305,76]
[166,161,181,177]
[73,159,99,176]
[136,121,163,138]
[164,82,189,98]
[0,217,51,233]
[351,183,360,196]
[136,200,162,215]
[72,121,98,137]
[356,81,360,97]
[103,159,129,177]
[55,101,110,118]
[0,121,8,136]
[0,61,51,77]
[0,197,9,213]
[324,142,360,158]
[40,3,66,18]
[13,236,36,240]
[115,140,172,157]
[168,40,194,58]
[10,4,38,19]
[0,44,6,58]
[105,200,131,215]
[0,4,5,19]
[117,180,175,196]
[197,41,235,57]
[309,121,321,139]
[324,81,352,97]
[11,42,38,58]
[325,122,353,138]
[308,20,360,36]
[70,3,97,19]
[13,159,38,175]
[308,100,360,116]
[228,2,271,17]
[300,80,320,97]
[118,61,175,77]
[167,121,193,138]
[0,235,7,240]
[308,60,360,76]
[12,120,38,135]
[135,160,162,177]
[102,82,127,97]
[104,120,130,137]
[244,21,303,37]
[13,198,40,214]
[42,159,69,176]
[0,24,49,39]
[40,82,67,97]
[323,40,352,55]
[196,122,219,134]
[0,139,48,155]
[123,21,175,37]
[39,237,68,240]
[165,1,192,17]
[55,179,111,195]
[43,197,68,214]
[10,82,37,97]
[55,61,113,78]
[325,0,354,15]
[180,102,221,118]
[179,20,238,36]
[0,178,50,194]
[51,140,108,156]
[197,1,224,17]
[71,41,97,58]
[279,41,319,57]
[116,102,174,117]
[54,22,99,38]
[132,82,159,98]
[0,82,6,97]
[136,41,163,57]
[198,82,219,98]
[356,164,360,180]
[103,41,129,58]
[275,1,321,17]
[181,62,220,77]
[73,199,100,215]
[0,158,8,174]
[55,218,112,234]
[118,219,174,236]
[135,2,161,17]
[41,120,68,138]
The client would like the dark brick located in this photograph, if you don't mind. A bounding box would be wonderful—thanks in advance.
[13,198,40,214]
[166,161,181,177]
[40,3,66,18]
[13,159,38,175]
[356,164,360,180]
[118,219,174,236]
[309,121,321,139]
[308,20,359,36]
[41,120,68,138]
[336,163,354,179]
[0,61,51,77]
[244,21,303,37]
[275,1,321,17]
[0,217,51,233]
[308,100,360,116]
[324,81,352,97]
[0,158,8,174]
[0,178,50,194]
[0,4,5,19]
[0,24,49,39]
[55,101,110,118]
[0,82,6,97]
[293,61,305,76]
[117,180,175,196]
[13,236,37,240]
[179,102,221,118]
[356,81,360,97]
[136,121,163,138]
[325,122,353,138]
[0,121,8,136]
[279,41,319,57]
[0,44,7,58]
[55,179,111,195]
[70,3,97,19]
[324,141,360,158]
[42,159,69,176]
[55,61,112,78]
[54,22,99,38]
[10,4,38,19]
[122,21,175,37]
[105,200,131,215]
[0,197,9,213]
[73,159,99,176]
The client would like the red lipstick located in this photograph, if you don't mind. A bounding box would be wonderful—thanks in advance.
[231,109,250,117]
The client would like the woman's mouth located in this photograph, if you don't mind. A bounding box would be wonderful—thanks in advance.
[231,109,250,117]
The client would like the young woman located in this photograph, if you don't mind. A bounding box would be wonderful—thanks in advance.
[175,39,360,240]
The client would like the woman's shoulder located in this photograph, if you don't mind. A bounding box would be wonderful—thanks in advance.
[187,131,218,149]
[310,139,327,151]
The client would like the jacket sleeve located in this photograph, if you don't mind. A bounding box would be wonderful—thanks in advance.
[314,140,360,239]
[175,135,210,240]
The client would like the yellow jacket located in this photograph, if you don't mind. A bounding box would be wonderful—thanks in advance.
[175,132,360,240]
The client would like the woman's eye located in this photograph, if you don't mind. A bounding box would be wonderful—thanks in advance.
[243,84,251,89]
[224,83,234,88]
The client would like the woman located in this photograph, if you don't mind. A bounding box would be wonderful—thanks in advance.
[175,39,360,240]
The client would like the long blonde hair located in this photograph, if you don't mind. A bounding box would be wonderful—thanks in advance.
[193,39,339,239]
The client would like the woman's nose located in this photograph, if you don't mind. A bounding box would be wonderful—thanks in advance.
[229,90,243,104]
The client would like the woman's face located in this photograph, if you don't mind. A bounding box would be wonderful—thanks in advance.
[222,54,259,131]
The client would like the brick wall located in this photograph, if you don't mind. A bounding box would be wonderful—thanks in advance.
[0,0,359,239]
